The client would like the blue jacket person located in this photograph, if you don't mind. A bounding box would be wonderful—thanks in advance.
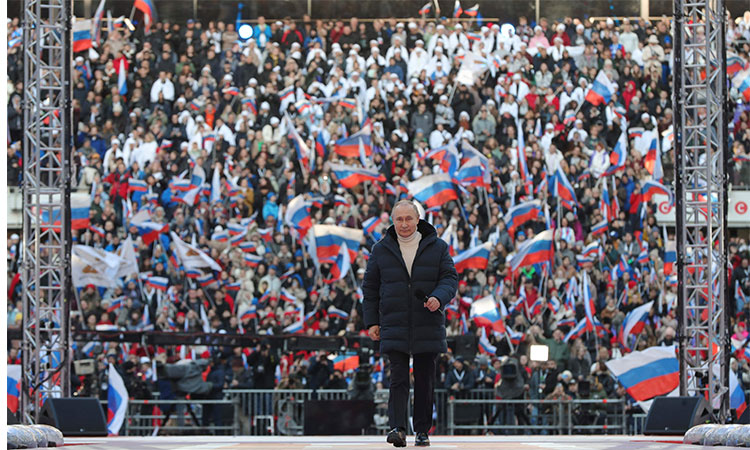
[362,200,459,447]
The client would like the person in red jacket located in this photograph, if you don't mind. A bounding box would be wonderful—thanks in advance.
[281,22,304,51]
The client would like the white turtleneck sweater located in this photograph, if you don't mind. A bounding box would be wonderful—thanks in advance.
[397,231,422,276]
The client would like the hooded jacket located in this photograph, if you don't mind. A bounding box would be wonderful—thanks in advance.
[362,219,458,354]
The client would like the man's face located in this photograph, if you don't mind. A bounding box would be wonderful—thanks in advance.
[392,204,418,238]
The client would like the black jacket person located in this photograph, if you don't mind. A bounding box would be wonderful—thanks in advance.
[362,200,458,447]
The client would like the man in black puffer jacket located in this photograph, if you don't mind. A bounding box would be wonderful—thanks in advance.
[363,200,459,448]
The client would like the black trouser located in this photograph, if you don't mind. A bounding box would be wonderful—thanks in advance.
[387,351,437,433]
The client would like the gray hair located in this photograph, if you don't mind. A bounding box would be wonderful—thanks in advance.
[391,199,421,219]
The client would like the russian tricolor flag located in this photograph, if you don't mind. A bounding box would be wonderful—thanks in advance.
[470,295,506,334]
[107,297,125,313]
[604,131,628,176]
[244,253,263,267]
[280,288,297,304]
[211,230,229,242]
[283,320,304,334]
[478,328,497,355]
[89,224,106,238]
[311,224,363,263]
[453,242,491,273]
[590,219,608,237]
[73,19,94,53]
[563,319,589,342]
[328,162,386,188]
[107,363,129,434]
[239,242,257,253]
[422,143,460,176]
[134,0,158,25]
[128,178,148,193]
[333,124,372,158]
[133,220,169,245]
[328,305,350,320]
[503,200,542,237]
[242,98,257,115]
[362,216,383,240]
[463,3,479,17]
[605,346,679,401]
[663,240,676,275]
[585,71,616,106]
[408,173,458,209]
[551,167,579,209]
[185,268,202,279]
[453,0,463,17]
[145,276,168,291]
[418,1,432,14]
[620,300,654,349]
[41,194,91,231]
[198,273,215,288]
[241,306,258,321]
[510,230,554,273]
[7,365,21,414]
[455,156,489,188]
[641,179,672,204]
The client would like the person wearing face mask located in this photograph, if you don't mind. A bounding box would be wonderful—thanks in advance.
[363,200,458,448]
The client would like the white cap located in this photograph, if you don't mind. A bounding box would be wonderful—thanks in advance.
[575,119,583,125]
[291,51,301,59]
[177,97,186,104]
[577,24,585,31]
[534,25,542,32]
[396,22,404,28]
[486,99,495,106]
[512,73,521,80]
[440,95,448,101]
[349,49,357,56]
[180,142,189,149]
[481,26,489,32]
[75,56,84,63]
[351,71,360,77]
[223,74,233,81]
[249,78,258,85]
[641,112,650,120]
[416,39,424,45]
[408,22,417,29]
[437,24,445,30]
[459,111,470,119]
[455,23,463,29]
[261,101,270,110]
[140,356,150,364]
[545,123,555,130]
[111,137,120,145]
[275,21,283,26]
[557,24,565,32]
[395,100,404,108]
[606,18,614,25]
[11,233,19,240]
[270,116,280,125]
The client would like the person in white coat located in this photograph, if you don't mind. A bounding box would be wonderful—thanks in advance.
[150,71,175,103]
[589,142,611,178]
[132,132,158,169]
[385,36,409,62]
[508,73,529,101]
[366,46,386,68]
[103,138,130,175]
[408,41,430,78]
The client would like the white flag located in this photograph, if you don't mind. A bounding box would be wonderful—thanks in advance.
[170,231,222,272]
[73,245,124,279]
[72,254,118,288]
[115,235,139,278]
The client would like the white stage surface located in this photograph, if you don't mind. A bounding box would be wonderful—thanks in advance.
[56,434,734,449]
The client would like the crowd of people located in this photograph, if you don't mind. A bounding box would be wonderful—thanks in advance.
[7,9,750,430]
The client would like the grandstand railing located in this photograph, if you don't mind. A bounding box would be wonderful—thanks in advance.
[224,389,632,436]
[123,398,240,436]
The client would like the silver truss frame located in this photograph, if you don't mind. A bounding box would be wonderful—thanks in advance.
[673,0,729,422]
[21,0,73,423]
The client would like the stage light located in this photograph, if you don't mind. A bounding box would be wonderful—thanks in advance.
[239,24,253,40]
[529,344,549,362]
[500,24,515,38]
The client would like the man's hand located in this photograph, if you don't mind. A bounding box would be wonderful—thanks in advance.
[368,325,380,341]
[424,296,440,312]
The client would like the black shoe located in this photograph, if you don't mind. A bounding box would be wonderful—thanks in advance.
[415,432,430,447]
[387,428,406,447]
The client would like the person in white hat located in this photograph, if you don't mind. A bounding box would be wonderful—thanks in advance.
[407,40,429,79]
[642,34,665,78]
[385,35,409,62]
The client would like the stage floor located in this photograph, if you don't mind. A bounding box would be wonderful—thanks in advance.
[58,435,734,449]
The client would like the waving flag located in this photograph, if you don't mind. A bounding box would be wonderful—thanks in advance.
[470,295,506,334]
[663,240,676,275]
[284,194,313,238]
[585,71,616,106]
[328,162,386,188]
[362,215,383,240]
[644,137,663,180]
[421,143,460,176]
[510,230,554,272]
[453,242,491,273]
[171,231,222,271]
[604,131,628,176]
[453,0,463,17]
[328,305,350,320]
[463,3,480,17]
[551,166,579,209]
[324,241,352,283]
[605,346,679,401]
[408,173,457,208]
[334,122,372,158]
[641,180,672,204]
[478,328,497,355]
[456,156,490,188]
[133,221,169,245]
[591,219,608,237]
[39,193,91,231]
[7,365,21,414]
[73,19,94,52]
[418,1,432,14]
[145,276,169,291]
[564,319,589,342]
[621,300,654,349]
[107,363,129,434]
[503,200,542,237]
[309,224,363,265]
[285,115,313,170]
[92,0,107,45]
[731,369,748,418]
[133,0,157,25]
[733,69,750,102]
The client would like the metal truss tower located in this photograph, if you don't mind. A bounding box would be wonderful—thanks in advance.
[673,0,729,423]
[21,0,73,423]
